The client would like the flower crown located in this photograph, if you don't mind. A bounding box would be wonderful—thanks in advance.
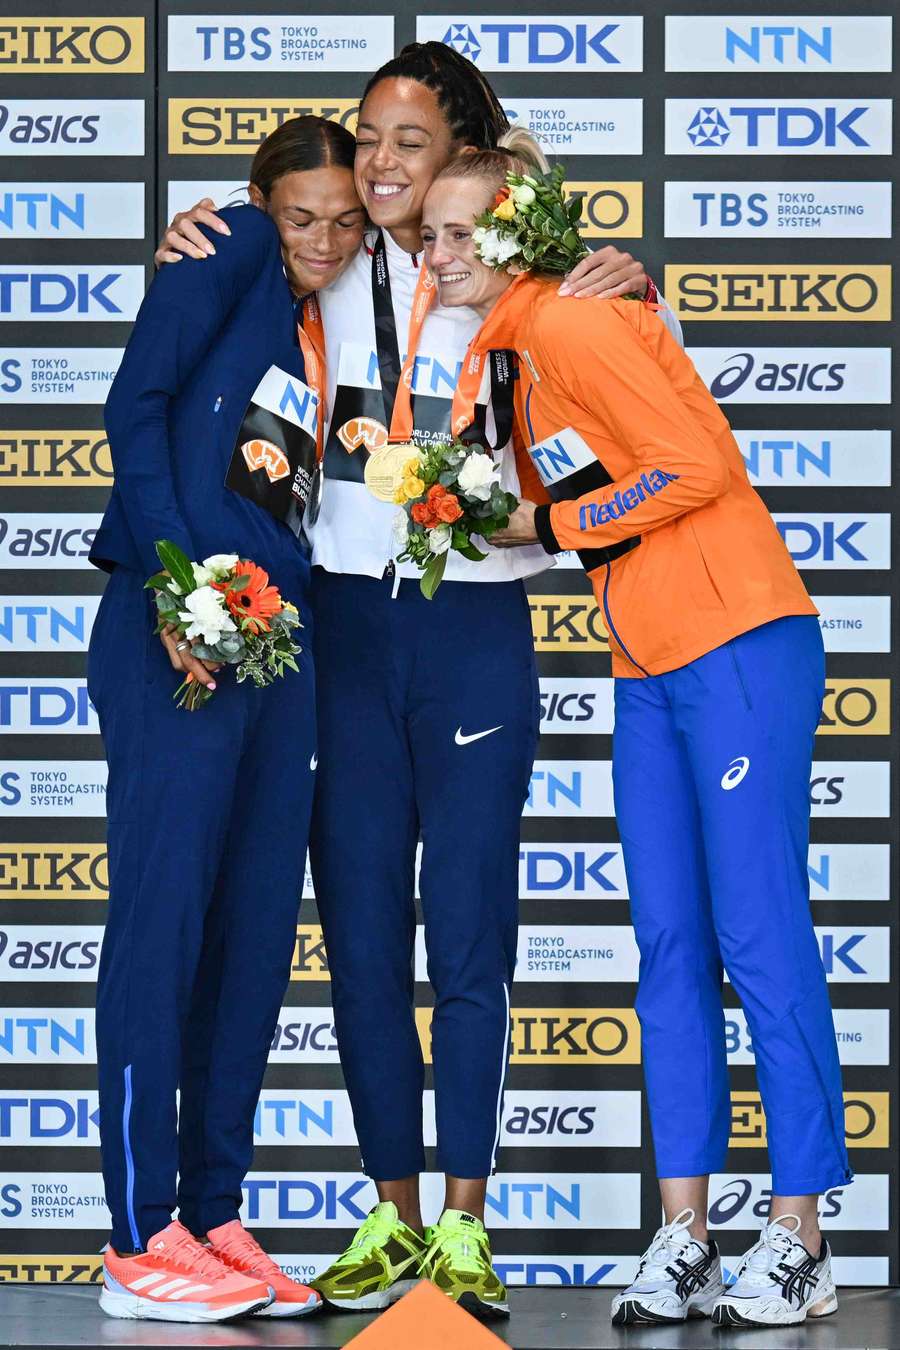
[472,163,588,276]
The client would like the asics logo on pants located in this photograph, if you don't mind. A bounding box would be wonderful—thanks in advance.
[721,756,750,790]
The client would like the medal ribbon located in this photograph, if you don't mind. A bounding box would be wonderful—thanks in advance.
[297,293,327,461]
[451,346,516,452]
[372,230,516,451]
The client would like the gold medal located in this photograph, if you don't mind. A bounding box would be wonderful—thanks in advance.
[364,441,422,503]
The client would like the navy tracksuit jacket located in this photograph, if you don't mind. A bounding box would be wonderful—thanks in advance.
[89,205,317,1250]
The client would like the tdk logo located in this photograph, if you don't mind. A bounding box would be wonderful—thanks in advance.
[819,933,866,976]
[495,1260,619,1286]
[0,271,120,314]
[777,520,865,564]
[442,23,482,60]
[688,104,867,149]
[689,108,730,148]
[0,267,143,322]
[419,17,642,71]
[242,1178,370,1224]
[0,1094,100,1141]
[773,515,890,570]
[519,847,621,895]
[668,99,891,156]
[443,21,620,64]
[0,681,98,733]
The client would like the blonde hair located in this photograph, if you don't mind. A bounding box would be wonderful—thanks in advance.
[434,125,549,193]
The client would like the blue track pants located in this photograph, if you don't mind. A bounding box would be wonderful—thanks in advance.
[613,616,851,1195]
[89,566,316,1250]
[310,570,540,1180]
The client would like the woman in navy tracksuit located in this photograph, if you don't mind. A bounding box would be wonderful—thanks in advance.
[88,119,363,1285]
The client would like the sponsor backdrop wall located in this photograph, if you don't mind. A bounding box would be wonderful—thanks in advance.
[0,0,896,1292]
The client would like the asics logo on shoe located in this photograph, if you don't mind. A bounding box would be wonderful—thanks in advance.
[721,756,750,790]
[454,725,503,746]
[671,1250,715,1300]
[776,1256,819,1308]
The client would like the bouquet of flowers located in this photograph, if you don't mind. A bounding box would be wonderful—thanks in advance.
[147,540,302,710]
[392,441,518,598]
[473,163,589,276]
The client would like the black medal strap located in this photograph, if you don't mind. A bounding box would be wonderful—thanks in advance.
[371,230,403,430]
[489,349,516,452]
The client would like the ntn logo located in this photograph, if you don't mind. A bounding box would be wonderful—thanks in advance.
[0,1013,90,1058]
[725,24,831,63]
[0,604,91,646]
[0,191,84,231]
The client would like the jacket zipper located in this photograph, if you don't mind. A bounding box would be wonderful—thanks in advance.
[602,563,650,677]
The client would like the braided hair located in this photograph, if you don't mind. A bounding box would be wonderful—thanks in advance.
[361,41,510,149]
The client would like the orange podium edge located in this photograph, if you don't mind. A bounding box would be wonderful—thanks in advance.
[345,1280,508,1349]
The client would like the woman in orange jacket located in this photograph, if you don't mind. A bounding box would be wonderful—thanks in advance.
[419,150,850,1332]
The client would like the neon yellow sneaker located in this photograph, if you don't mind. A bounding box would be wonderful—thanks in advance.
[421,1209,509,1319]
[311,1202,426,1312]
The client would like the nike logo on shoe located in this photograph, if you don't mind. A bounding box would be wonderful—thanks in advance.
[454,725,503,746]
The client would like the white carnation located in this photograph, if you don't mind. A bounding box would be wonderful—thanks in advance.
[392,509,409,548]
[473,225,501,265]
[202,552,239,576]
[458,451,500,502]
[494,234,522,266]
[427,524,452,556]
[191,562,214,587]
[179,586,238,645]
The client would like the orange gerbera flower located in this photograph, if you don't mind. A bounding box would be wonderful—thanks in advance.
[216,560,282,634]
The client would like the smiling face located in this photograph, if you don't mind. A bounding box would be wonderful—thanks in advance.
[354,78,461,250]
[420,176,515,316]
[250,165,365,295]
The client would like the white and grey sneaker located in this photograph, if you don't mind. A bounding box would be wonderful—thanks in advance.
[712,1213,838,1328]
[611,1209,725,1325]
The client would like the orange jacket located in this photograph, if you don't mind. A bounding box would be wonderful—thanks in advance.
[464,274,816,677]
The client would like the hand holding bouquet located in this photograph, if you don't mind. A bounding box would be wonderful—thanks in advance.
[147,540,302,710]
[392,441,518,598]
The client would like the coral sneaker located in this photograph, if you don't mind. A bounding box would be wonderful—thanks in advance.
[206,1220,322,1318]
[100,1220,273,1322]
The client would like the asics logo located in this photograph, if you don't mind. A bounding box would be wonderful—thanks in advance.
[721,756,750,790]
[454,725,503,746]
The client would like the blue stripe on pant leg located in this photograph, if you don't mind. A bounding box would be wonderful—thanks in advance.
[122,1064,140,1250]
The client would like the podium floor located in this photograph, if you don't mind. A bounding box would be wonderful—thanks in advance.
[2,1286,899,1350]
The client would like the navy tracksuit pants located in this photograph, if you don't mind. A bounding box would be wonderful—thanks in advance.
[310,570,540,1180]
[613,615,851,1195]
[89,567,316,1251]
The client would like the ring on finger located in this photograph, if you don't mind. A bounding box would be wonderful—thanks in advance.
[175,640,190,653]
